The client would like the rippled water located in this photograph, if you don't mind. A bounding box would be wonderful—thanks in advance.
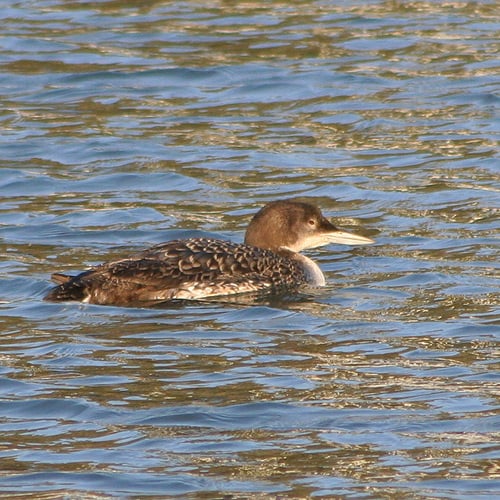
[1,1,499,498]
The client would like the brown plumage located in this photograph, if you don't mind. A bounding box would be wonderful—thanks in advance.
[44,199,374,307]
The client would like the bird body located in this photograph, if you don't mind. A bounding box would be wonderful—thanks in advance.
[44,199,373,307]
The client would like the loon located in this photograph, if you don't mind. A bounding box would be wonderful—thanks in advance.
[44,199,374,307]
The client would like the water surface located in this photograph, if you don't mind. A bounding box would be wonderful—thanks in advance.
[1,1,499,498]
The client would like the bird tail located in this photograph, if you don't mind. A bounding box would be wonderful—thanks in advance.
[51,273,72,285]
[44,273,87,302]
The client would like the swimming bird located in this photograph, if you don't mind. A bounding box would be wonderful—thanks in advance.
[44,199,374,307]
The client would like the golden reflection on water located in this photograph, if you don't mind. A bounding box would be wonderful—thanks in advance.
[0,0,498,497]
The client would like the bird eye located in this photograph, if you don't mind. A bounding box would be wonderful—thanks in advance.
[308,219,316,226]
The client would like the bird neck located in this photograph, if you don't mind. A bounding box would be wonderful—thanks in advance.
[279,247,325,287]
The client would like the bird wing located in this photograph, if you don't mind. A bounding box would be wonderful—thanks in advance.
[45,238,304,305]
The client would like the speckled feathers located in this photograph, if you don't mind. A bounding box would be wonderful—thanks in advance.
[44,199,373,306]
[45,238,306,306]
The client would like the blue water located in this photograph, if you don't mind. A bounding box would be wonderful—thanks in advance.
[1,1,499,497]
